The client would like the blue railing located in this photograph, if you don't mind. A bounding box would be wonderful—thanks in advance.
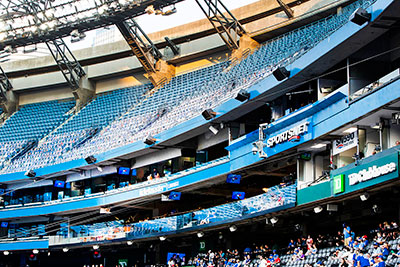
[48,183,296,246]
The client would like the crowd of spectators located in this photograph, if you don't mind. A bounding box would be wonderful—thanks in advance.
[182,221,400,267]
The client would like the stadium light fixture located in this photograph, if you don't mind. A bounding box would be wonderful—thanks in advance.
[3,251,9,256]
[197,232,204,238]
[218,232,223,240]
[360,192,370,201]
[310,143,326,149]
[96,166,103,172]
[343,127,358,134]
[252,145,258,155]
[127,240,133,245]
[62,247,69,253]
[270,217,279,224]
[229,225,237,232]
[314,206,323,213]
[209,125,219,135]
[159,236,166,241]
[0,0,181,49]
[93,245,99,250]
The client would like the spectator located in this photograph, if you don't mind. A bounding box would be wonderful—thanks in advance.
[259,255,268,267]
[373,255,385,267]
[152,168,160,179]
[371,243,382,257]
[306,235,314,250]
[344,224,352,246]
[381,243,389,260]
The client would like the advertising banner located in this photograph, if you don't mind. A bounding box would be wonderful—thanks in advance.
[332,131,358,155]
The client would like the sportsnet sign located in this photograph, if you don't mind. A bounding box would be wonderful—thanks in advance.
[266,122,310,148]
[332,131,358,155]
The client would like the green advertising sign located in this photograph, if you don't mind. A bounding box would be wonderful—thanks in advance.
[333,174,344,194]
[199,241,206,252]
[118,259,128,267]
[331,151,399,195]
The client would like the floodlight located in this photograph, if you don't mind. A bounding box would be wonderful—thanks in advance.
[229,225,237,232]
[209,125,219,135]
[360,192,370,201]
[270,217,279,224]
[314,206,323,213]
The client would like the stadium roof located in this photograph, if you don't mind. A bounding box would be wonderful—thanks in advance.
[0,0,184,49]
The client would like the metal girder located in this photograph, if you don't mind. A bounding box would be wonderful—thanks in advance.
[276,0,294,19]
[46,38,86,90]
[0,0,185,49]
[0,65,12,101]
[0,0,53,20]
[195,0,246,51]
[115,19,163,74]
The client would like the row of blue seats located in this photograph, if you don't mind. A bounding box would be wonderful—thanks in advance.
[0,100,74,142]
[0,0,375,175]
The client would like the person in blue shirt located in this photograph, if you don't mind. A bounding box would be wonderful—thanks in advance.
[381,243,389,260]
[373,256,385,267]
[360,236,369,251]
[372,243,383,257]
[272,250,279,260]
[344,223,352,247]
[356,252,371,267]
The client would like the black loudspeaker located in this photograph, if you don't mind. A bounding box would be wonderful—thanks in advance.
[144,136,156,145]
[85,155,97,164]
[235,89,250,102]
[273,67,290,81]
[201,109,216,120]
[350,8,371,26]
[25,170,36,178]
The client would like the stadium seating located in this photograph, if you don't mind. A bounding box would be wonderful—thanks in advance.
[1,85,150,172]
[6,182,296,240]
[0,0,376,175]
[0,100,75,168]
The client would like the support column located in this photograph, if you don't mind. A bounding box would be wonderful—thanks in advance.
[0,89,18,117]
[0,65,18,118]
[116,20,175,88]
[195,0,259,62]
[46,38,95,110]
[74,73,95,110]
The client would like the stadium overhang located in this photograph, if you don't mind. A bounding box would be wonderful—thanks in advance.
[0,0,184,50]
